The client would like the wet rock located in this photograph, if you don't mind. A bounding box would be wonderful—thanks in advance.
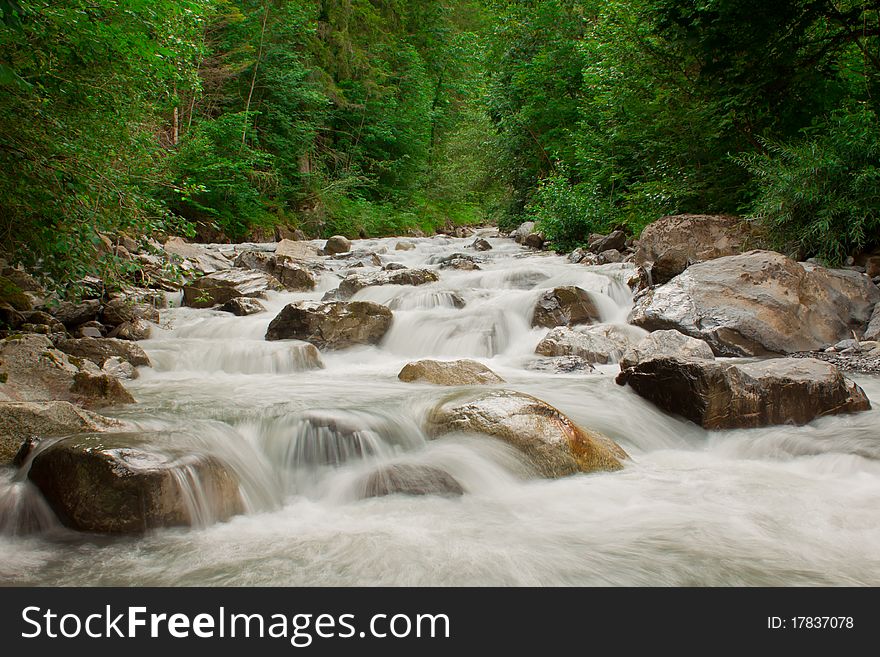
[52,299,102,328]
[619,330,714,369]
[219,297,266,316]
[531,286,601,329]
[0,334,134,408]
[337,269,439,299]
[526,356,595,373]
[383,263,408,271]
[234,251,316,291]
[182,269,281,308]
[617,357,870,429]
[535,325,637,364]
[395,241,416,251]
[589,230,626,254]
[629,250,880,356]
[471,238,492,252]
[27,433,243,534]
[360,464,464,498]
[568,247,589,264]
[634,214,749,284]
[426,390,627,478]
[0,401,126,466]
[265,300,393,349]
[324,235,351,255]
[70,372,135,407]
[398,359,505,386]
[56,337,151,368]
[163,237,232,274]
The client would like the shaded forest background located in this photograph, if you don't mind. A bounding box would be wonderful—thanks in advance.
[1,0,878,290]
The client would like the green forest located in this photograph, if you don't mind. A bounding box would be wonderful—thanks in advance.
[1,0,879,290]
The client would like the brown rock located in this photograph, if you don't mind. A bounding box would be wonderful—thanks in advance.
[265,300,393,349]
[531,286,601,328]
[360,464,464,498]
[398,359,504,386]
[617,357,870,429]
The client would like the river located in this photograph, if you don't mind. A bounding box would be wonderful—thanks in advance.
[2,231,879,585]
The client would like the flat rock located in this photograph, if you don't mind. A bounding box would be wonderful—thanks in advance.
[398,359,504,386]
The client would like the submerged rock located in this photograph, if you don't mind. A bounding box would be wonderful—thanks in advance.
[27,433,243,534]
[629,250,880,356]
[531,286,601,328]
[359,464,464,498]
[265,300,393,349]
[619,330,714,369]
[617,357,870,429]
[526,356,596,373]
[398,359,504,386]
[425,389,627,478]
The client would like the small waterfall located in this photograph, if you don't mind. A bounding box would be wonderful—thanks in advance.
[0,472,59,536]
[147,339,324,375]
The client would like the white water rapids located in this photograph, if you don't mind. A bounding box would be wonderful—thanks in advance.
[2,232,880,585]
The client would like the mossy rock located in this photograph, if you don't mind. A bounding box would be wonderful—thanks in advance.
[0,276,31,311]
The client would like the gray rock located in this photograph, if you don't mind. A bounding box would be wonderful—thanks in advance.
[265,300,393,350]
[629,250,880,356]
[866,303,880,341]
[398,359,504,386]
[471,238,492,252]
[617,357,870,429]
[597,248,622,264]
[513,222,536,244]
[526,356,596,373]
[53,299,102,328]
[619,330,714,369]
[163,237,232,274]
[589,230,626,254]
[535,325,637,364]
[106,318,152,341]
[425,389,627,478]
[394,241,416,251]
[634,214,750,284]
[359,464,464,498]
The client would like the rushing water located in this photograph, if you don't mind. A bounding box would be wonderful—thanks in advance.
[2,232,880,586]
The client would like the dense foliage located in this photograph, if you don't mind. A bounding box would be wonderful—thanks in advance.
[1,0,877,289]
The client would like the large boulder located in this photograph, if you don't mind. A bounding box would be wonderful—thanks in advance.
[535,325,637,364]
[52,299,102,328]
[635,214,748,284]
[531,286,601,328]
[27,433,243,533]
[163,237,232,274]
[619,330,714,369]
[617,357,870,429]
[337,269,439,299]
[359,464,464,498]
[101,297,161,327]
[513,222,536,244]
[0,334,134,408]
[274,239,323,264]
[265,300,393,349]
[471,238,492,252]
[182,269,281,308]
[56,337,151,368]
[324,235,352,255]
[629,250,880,356]
[0,401,125,466]
[398,359,504,386]
[425,390,627,478]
